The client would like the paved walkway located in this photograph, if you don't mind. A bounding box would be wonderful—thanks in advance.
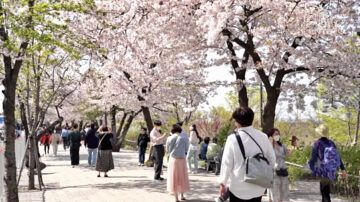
[18,144,349,202]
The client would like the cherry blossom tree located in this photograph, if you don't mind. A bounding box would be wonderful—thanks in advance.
[0,1,95,200]
[195,0,360,133]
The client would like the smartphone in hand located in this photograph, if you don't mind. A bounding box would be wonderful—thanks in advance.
[291,136,297,146]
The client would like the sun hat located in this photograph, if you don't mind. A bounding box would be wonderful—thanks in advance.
[315,124,329,137]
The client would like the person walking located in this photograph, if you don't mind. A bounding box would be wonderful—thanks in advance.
[150,120,169,180]
[61,126,70,151]
[49,128,62,156]
[85,123,99,167]
[166,124,190,202]
[267,128,296,202]
[96,126,114,177]
[218,107,276,202]
[186,124,200,173]
[308,124,347,202]
[68,124,82,167]
[40,131,51,155]
[137,127,150,166]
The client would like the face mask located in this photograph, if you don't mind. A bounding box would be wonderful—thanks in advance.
[273,135,280,142]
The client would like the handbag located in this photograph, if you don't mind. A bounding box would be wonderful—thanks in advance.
[235,130,274,188]
[276,168,289,177]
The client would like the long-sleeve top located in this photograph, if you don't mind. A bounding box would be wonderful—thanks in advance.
[218,126,276,200]
[308,137,345,172]
[273,144,289,170]
[49,133,61,145]
[189,131,199,150]
[97,132,113,150]
[166,134,189,158]
[85,128,99,149]
[137,133,150,147]
[61,129,69,138]
[150,128,165,146]
[40,134,51,145]
[180,129,189,142]
[68,130,82,148]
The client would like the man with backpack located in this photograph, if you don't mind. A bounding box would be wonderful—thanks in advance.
[218,107,276,202]
[308,124,347,202]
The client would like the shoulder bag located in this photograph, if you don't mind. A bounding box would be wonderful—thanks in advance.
[235,130,274,188]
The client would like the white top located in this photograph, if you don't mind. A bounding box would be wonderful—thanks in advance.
[49,133,61,145]
[218,126,276,200]
[150,128,165,146]
[189,131,199,150]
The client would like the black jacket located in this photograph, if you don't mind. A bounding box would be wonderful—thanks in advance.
[97,132,113,150]
[85,128,99,149]
[137,133,150,147]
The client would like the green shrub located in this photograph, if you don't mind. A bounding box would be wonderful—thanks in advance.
[215,122,234,147]
[286,146,313,183]
[333,145,360,200]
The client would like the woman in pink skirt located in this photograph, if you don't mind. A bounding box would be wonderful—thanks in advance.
[166,124,190,202]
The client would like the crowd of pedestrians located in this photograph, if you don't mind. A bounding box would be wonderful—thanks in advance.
[36,106,348,202]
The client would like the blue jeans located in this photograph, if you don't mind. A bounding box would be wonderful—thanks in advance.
[186,149,198,170]
[138,146,146,164]
[88,148,98,166]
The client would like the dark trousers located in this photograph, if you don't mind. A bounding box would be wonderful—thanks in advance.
[70,146,80,165]
[62,137,68,150]
[230,192,262,202]
[320,179,332,202]
[44,144,49,154]
[153,145,164,179]
[138,146,147,164]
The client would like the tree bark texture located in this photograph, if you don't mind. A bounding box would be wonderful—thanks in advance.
[110,106,117,135]
[104,112,108,126]
[2,61,22,202]
[352,108,360,146]
[113,115,135,151]
[112,112,128,152]
[142,106,153,132]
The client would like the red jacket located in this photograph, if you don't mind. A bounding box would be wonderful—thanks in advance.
[40,133,51,145]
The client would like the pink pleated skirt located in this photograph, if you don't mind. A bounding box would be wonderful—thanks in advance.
[167,157,190,193]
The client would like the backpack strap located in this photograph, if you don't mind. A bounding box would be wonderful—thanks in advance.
[241,130,265,156]
[234,131,246,160]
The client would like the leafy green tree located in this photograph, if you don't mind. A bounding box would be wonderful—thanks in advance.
[0,1,94,201]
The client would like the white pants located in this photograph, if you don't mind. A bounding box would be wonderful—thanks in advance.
[52,144,58,156]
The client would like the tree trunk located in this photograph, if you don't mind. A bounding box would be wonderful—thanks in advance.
[104,112,108,126]
[223,33,249,108]
[99,119,103,127]
[28,135,35,189]
[2,69,20,202]
[79,120,83,131]
[19,102,35,189]
[348,118,351,145]
[352,108,360,146]
[112,113,128,152]
[113,115,135,151]
[110,106,117,135]
[142,106,153,132]
[262,88,280,134]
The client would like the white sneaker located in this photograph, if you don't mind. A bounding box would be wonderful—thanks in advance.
[214,197,224,202]
[138,163,141,166]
